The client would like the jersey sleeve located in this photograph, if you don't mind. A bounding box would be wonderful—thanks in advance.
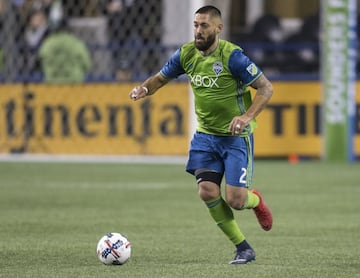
[160,48,186,79]
[228,49,262,86]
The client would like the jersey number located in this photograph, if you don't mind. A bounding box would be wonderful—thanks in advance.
[239,168,247,184]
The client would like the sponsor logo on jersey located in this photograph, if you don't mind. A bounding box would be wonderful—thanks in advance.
[246,63,258,76]
[189,73,219,88]
[213,61,223,76]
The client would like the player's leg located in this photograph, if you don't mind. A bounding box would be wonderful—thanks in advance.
[222,134,272,264]
[224,185,257,264]
[223,134,272,228]
[226,185,260,210]
[224,185,272,263]
[195,169,246,248]
[186,132,248,262]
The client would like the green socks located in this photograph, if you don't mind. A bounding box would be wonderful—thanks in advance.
[242,190,260,209]
[205,196,245,245]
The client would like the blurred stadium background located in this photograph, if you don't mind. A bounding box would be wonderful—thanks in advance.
[0,0,359,159]
[0,0,326,82]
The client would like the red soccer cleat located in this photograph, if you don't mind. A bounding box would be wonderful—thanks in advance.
[251,189,273,231]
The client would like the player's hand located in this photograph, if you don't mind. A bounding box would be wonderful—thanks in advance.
[229,115,251,135]
[129,86,148,101]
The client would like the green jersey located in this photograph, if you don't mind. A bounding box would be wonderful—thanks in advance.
[39,31,92,84]
[160,39,262,136]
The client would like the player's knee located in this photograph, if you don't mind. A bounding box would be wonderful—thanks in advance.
[198,181,220,201]
[227,198,245,210]
[195,169,222,201]
[226,189,247,210]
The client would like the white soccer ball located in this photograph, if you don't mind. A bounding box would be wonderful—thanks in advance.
[96,232,131,265]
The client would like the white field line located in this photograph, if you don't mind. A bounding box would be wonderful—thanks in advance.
[0,154,187,164]
[41,181,173,190]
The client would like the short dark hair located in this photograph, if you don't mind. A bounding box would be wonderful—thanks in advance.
[195,5,221,18]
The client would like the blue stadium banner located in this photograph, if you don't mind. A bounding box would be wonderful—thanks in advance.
[322,0,357,162]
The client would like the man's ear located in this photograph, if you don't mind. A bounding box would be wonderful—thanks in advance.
[217,23,224,34]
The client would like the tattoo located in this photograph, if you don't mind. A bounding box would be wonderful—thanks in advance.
[251,75,273,99]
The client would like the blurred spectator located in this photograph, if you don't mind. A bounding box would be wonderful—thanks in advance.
[39,19,92,83]
[357,14,360,72]
[100,0,143,81]
[17,2,50,81]
[138,0,163,77]
[43,0,64,30]
[281,13,320,73]
[0,0,4,72]
[0,0,25,78]
[242,14,285,74]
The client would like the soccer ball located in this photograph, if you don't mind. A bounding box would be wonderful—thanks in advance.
[96,232,131,265]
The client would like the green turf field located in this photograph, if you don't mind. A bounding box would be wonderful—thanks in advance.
[0,160,359,278]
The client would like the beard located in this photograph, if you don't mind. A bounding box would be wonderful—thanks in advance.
[195,32,216,51]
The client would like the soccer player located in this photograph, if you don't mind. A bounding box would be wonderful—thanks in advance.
[129,5,273,264]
